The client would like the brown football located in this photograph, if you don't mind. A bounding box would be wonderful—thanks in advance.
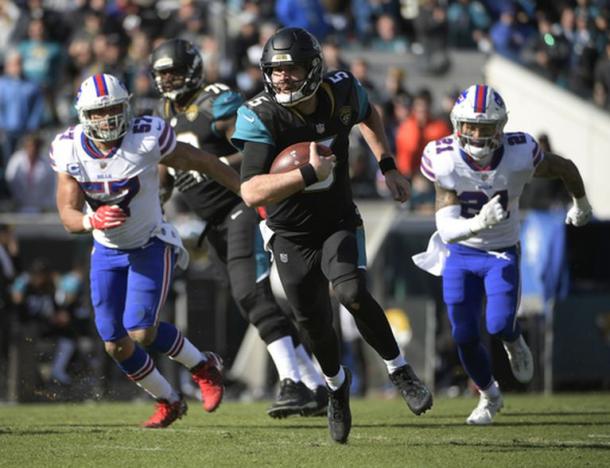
[269,142,333,174]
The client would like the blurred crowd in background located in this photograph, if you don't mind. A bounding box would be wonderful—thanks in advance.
[0,0,606,397]
[1,0,610,214]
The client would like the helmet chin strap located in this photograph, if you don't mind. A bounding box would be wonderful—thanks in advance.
[463,144,497,169]
[163,90,180,100]
[465,144,492,160]
[275,90,307,106]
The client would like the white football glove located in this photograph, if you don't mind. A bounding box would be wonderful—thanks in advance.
[565,196,592,227]
[469,195,506,233]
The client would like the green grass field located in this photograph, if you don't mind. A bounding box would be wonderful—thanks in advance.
[1,394,609,467]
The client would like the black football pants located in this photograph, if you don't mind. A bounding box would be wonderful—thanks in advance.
[206,202,300,346]
[270,229,400,377]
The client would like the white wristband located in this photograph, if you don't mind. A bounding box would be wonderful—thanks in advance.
[573,196,590,210]
[82,214,93,232]
[219,156,230,165]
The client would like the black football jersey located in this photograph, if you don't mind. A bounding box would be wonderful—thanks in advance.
[158,83,243,222]
[232,70,371,244]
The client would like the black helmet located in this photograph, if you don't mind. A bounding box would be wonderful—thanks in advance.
[260,27,324,107]
[150,39,203,102]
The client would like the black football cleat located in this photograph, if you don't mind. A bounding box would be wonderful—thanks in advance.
[267,378,313,419]
[301,385,329,417]
[327,367,352,444]
[389,364,433,415]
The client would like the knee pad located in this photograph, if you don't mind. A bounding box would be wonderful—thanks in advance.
[333,275,365,309]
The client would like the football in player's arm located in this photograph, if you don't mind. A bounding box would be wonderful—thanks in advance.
[51,73,237,429]
[416,84,591,426]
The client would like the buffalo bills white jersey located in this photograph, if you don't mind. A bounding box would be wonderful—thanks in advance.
[50,115,177,249]
[421,132,544,250]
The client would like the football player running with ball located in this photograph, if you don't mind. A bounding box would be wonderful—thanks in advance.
[150,39,328,418]
[51,73,240,428]
[233,27,433,444]
[415,84,592,425]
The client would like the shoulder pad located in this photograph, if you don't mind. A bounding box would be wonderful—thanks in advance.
[143,115,176,156]
[503,132,543,170]
[49,126,77,173]
[230,105,273,150]
[211,90,244,122]
[420,137,457,183]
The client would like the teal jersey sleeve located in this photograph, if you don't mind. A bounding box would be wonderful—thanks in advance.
[353,78,370,123]
[231,106,274,150]
[210,90,244,137]
[211,91,244,122]
[11,273,28,295]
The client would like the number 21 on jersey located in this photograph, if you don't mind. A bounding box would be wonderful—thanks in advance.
[459,190,509,219]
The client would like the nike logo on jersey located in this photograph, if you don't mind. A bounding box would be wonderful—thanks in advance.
[230,209,243,220]
[244,115,255,123]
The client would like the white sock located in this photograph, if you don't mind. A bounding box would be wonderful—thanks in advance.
[51,337,76,382]
[136,367,179,402]
[168,337,205,369]
[481,380,500,398]
[295,344,324,390]
[324,367,346,391]
[267,336,300,382]
[384,353,407,374]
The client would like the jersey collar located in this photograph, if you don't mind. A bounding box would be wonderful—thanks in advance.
[80,132,121,159]
[460,145,504,171]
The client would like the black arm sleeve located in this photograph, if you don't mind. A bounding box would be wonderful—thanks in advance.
[240,140,277,182]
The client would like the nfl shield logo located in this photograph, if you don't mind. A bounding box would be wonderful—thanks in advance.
[315,123,325,134]
[279,253,288,263]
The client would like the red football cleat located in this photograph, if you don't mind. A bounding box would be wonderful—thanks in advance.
[191,352,224,412]
[142,396,187,429]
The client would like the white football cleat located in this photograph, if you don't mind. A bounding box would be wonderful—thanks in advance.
[466,390,503,425]
[503,335,534,384]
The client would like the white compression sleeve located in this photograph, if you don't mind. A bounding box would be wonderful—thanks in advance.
[435,205,475,243]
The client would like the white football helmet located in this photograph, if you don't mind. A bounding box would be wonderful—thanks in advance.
[75,74,132,142]
[450,84,508,161]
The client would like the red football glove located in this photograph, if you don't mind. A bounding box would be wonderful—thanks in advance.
[84,205,127,231]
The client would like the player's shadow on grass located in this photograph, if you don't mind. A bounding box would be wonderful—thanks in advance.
[409,440,610,451]
[501,411,610,417]
[354,420,610,429]
[418,411,610,419]
[0,427,110,436]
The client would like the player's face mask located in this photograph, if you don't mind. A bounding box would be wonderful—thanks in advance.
[270,64,307,96]
[85,103,124,133]
[457,122,501,159]
[156,68,187,95]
